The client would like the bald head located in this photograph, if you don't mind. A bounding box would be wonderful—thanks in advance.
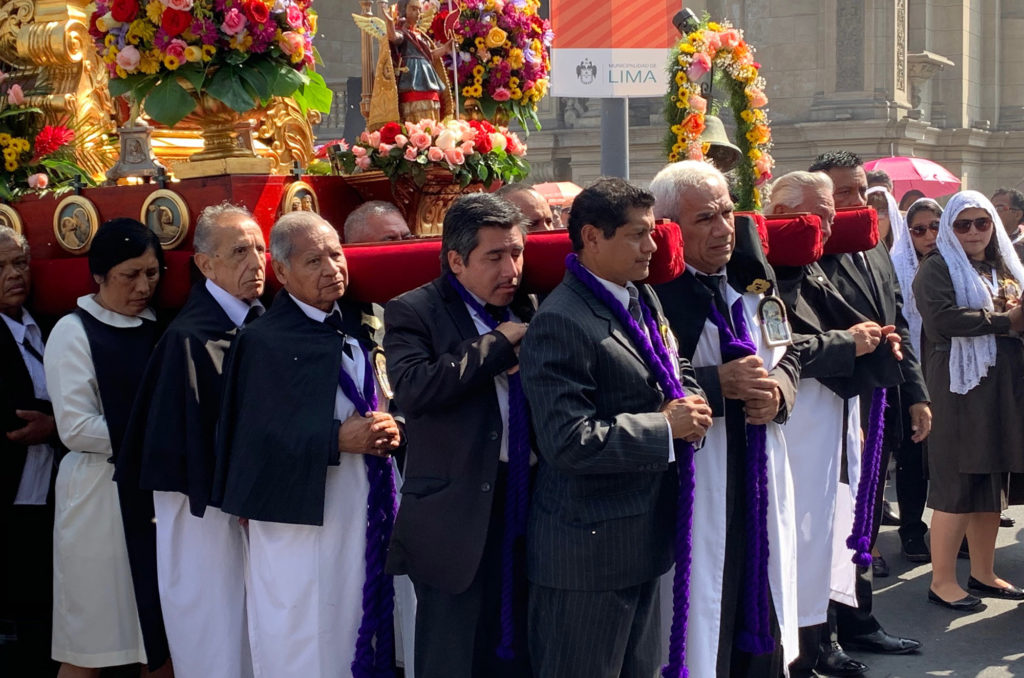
[498,186,554,232]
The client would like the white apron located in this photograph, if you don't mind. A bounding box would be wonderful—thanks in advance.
[829,399,861,607]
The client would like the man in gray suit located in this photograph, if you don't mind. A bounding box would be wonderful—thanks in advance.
[520,177,713,678]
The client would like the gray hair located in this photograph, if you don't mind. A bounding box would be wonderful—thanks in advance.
[0,225,28,255]
[343,201,405,243]
[649,161,728,221]
[194,202,254,255]
[270,210,336,265]
[764,171,834,213]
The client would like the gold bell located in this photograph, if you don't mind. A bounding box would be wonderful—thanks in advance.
[700,115,742,173]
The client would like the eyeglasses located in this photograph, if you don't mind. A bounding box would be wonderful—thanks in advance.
[951,217,993,234]
[909,222,939,237]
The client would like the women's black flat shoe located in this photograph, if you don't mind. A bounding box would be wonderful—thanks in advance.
[927,589,982,610]
[967,576,1024,600]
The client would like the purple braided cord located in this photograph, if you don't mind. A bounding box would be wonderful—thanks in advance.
[846,387,887,567]
[563,255,696,678]
[445,274,530,660]
[338,350,397,678]
[707,298,775,655]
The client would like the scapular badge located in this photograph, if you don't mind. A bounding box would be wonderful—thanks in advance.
[757,296,793,348]
[371,347,395,400]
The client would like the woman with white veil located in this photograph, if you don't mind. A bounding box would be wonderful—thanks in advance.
[913,190,1024,610]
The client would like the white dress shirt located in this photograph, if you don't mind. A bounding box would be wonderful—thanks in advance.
[206,279,264,329]
[2,308,54,505]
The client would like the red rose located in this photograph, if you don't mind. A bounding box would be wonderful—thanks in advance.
[379,122,402,145]
[473,132,492,154]
[243,0,270,27]
[161,8,192,37]
[111,0,139,23]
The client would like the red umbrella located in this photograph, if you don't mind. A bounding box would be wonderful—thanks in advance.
[532,181,583,207]
[863,156,960,200]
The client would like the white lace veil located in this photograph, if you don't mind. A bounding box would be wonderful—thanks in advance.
[890,197,937,356]
[866,186,906,253]
[936,190,1024,393]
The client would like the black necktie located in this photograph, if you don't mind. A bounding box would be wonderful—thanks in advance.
[324,310,354,357]
[697,274,733,330]
[243,305,263,326]
[21,337,44,365]
[484,303,507,323]
[850,252,879,302]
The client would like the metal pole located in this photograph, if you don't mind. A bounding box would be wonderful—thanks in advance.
[448,0,459,116]
[600,97,629,179]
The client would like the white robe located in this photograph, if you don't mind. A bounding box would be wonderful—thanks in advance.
[660,287,799,675]
[829,400,862,608]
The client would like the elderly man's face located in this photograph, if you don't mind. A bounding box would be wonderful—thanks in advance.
[826,166,868,208]
[449,225,524,306]
[677,176,735,274]
[195,214,266,301]
[0,240,30,319]
[273,223,348,312]
[506,189,554,232]
[357,212,412,243]
[777,186,835,243]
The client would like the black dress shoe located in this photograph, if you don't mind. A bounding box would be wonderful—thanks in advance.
[928,588,982,610]
[1000,513,1015,528]
[880,500,900,526]
[839,629,921,654]
[814,642,867,677]
[967,576,1024,599]
[871,553,890,578]
[901,534,931,563]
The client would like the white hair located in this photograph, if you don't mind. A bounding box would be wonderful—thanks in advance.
[0,225,28,255]
[649,160,727,221]
[269,210,335,265]
[764,171,834,213]
[194,202,254,255]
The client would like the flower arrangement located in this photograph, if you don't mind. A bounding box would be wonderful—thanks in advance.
[330,118,529,188]
[0,72,95,202]
[88,0,333,127]
[664,17,773,210]
[429,0,552,130]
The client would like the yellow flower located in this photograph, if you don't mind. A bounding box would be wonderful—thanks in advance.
[472,64,485,78]
[163,54,181,70]
[510,76,519,86]
[5,160,17,172]
[474,37,486,50]
[678,43,696,54]
[485,27,506,49]
[184,45,203,62]
[128,19,155,43]
[674,71,687,86]
[534,78,548,98]
[308,11,317,34]
[668,151,679,162]
[748,148,762,160]
[104,34,118,49]
[201,45,216,61]
[146,0,163,24]
[707,21,723,31]
[115,65,127,78]
[462,86,474,97]
[507,48,524,69]
[139,50,162,74]
[0,133,10,145]
[740,110,754,123]
[510,88,522,100]
[3,148,16,160]
[15,138,29,152]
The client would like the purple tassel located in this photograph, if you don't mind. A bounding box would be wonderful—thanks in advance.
[563,255,697,677]
[846,387,887,566]
[446,274,531,660]
[338,351,397,678]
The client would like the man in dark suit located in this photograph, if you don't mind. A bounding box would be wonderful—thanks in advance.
[650,161,801,677]
[117,203,266,678]
[810,151,930,664]
[519,178,712,678]
[385,193,534,677]
[0,226,59,677]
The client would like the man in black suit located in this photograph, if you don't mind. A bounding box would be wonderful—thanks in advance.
[519,178,712,678]
[0,226,59,677]
[650,161,801,677]
[117,203,266,678]
[385,193,534,677]
[810,151,930,664]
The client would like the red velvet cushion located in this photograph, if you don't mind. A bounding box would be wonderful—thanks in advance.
[763,214,824,267]
[343,238,444,304]
[823,206,879,255]
[645,220,686,285]
[521,229,573,292]
[737,212,770,257]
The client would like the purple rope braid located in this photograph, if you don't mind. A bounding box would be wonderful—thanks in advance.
[446,274,530,660]
[563,255,696,678]
[846,386,887,567]
[338,350,397,678]
[706,298,774,655]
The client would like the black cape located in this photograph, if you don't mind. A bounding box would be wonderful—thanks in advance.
[211,290,384,526]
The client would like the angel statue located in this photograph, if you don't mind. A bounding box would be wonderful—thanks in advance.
[353,0,456,129]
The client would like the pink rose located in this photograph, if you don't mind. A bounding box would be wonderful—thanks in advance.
[459,140,475,155]
[688,93,707,114]
[755,154,773,176]
[279,31,303,56]
[705,32,722,53]
[410,132,431,150]
[378,143,393,154]
[394,134,408,148]
[403,145,418,161]
[116,44,142,71]
[367,130,381,147]
[221,8,247,35]
[163,0,193,10]
[720,29,741,49]
[745,86,767,108]
[506,134,526,156]
[686,52,712,81]
[492,87,511,102]
[6,83,24,105]
[352,145,367,158]
[356,156,372,170]
[164,39,187,62]
[444,147,465,165]
[427,146,444,162]
[286,4,303,28]
[27,173,48,189]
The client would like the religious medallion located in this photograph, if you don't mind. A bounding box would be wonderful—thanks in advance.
[371,347,394,400]
[0,204,22,234]
[281,181,320,215]
[141,189,190,250]
[757,296,793,347]
[53,196,100,254]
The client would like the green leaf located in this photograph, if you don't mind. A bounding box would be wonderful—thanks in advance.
[206,67,258,113]
[291,89,310,117]
[225,50,248,66]
[299,69,333,114]
[269,66,306,98]
[144,77,196,127]
[109,75,149,98]
[312,47,324,67]
[239,65,271,101]
[176,65,207,92]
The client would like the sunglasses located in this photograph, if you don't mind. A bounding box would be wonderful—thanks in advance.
[909,222,939,237]
[951,217,993,234]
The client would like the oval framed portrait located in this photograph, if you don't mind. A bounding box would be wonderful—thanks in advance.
[0,204,22,234]
[53,196,100,254]
[281,181,320,215]
[141,189,190,250]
